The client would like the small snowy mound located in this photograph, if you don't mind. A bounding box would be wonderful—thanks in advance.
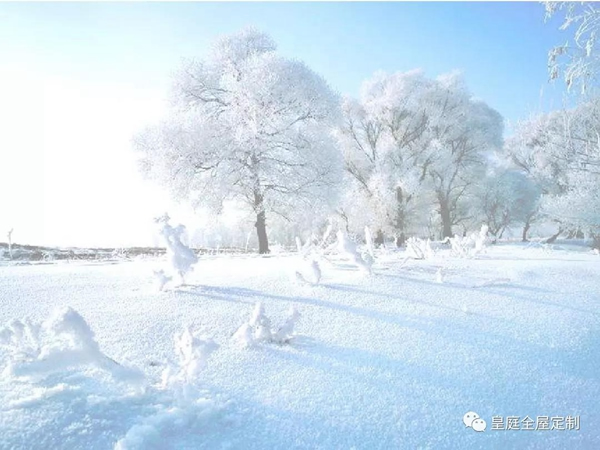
[233,303,301,347]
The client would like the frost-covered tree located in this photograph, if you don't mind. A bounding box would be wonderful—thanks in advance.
[338,70,503,241]
[135,28,342,254]
[473,168,541,240]
[505,98,600,245]
[544,1,600,94]
[337,70,433,245]
[422,73,504,238]
[504,111,570,240]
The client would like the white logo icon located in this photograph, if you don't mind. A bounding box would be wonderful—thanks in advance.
[463,411,487,432]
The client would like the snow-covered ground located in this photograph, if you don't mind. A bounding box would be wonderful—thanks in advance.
[0,243,599,449]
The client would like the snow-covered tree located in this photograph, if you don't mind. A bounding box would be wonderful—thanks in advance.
[473,168,541,240]
[337,70,433,245]
[505,99,600,245]
[338,70,503,241]
[504,111,570,240]
[544,1,600,94]
[422,73,504,238]
[135,28,342,254]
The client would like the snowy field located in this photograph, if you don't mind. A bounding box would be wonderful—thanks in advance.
[0,243,599,449]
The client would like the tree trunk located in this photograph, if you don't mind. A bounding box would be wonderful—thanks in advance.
[255,211,269,254]
[439,200,453,238]
[545,228,563,244]
[394,187,408,247]
[374,230,385,247]
[591,233,600,250]
[521,220,531,242]
[395,233,406,247]
[253,189,270,254]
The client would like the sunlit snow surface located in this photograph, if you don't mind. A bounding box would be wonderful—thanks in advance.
[0,243,599,449]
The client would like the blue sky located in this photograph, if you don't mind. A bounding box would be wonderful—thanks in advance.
[0,2,575,247]
[1,1,571,123]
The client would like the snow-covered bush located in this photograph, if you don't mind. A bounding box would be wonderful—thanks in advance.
[405,237,434,260]
[435,268,444,284]
[155,214,198,286]
[293,258,322,286]
[474,224,489,254]
[153,269,172,292]
[446,224,489,258]
[233,303,301,347]
[364,226,375,259]
[161,326,218,388]
[292,223,336,285]
[0,307,143,382]
[117,327,220,450]
[293,236,322,285]
[335,231,373,274]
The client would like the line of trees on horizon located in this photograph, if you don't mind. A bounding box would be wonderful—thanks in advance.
[134,4,600,253]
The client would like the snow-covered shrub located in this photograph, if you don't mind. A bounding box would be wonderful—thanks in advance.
[0,307,143,382]
[435,268,444,284]
[155,214,198,285]
[161,326,218,388]
[293,231,328,285]
[473,224,489,254]
[233,303,301,347]
[118,327,220,450]
[364,226,375,259]
[272,307,301,344]
[446,224,489,258]
[293,257,322,286]
[405,237,434,260]
[335,231,372,274]
[153,269,172,292]
[448,234,471,258]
